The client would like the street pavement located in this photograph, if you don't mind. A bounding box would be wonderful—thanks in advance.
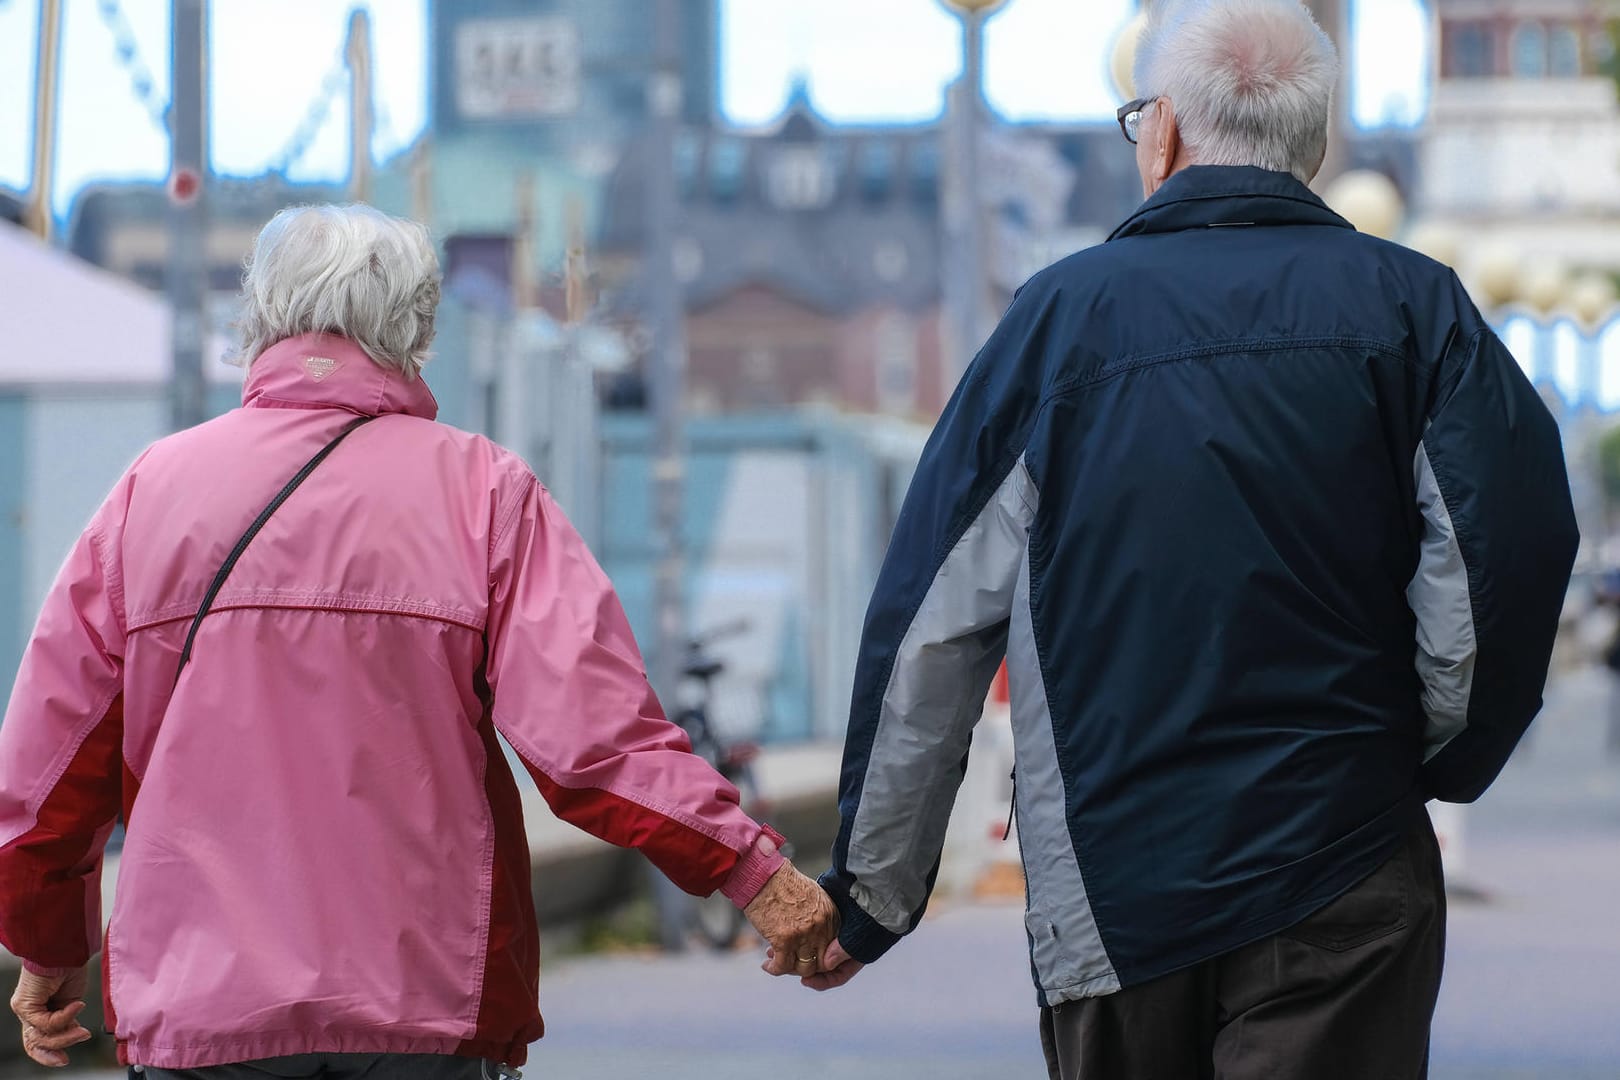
[525,668,1620,1080]
[76,670,1620,1079]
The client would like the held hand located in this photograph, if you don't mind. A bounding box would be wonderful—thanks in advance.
[744,863,840,978]
[11,966,92,1068]
[800,937,865,992]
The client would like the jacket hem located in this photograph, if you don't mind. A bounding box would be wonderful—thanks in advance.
[118,1031,533,1070]
[1041,788,1429,1004]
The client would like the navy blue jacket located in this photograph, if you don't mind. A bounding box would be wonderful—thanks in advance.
[822,166,1578,1004]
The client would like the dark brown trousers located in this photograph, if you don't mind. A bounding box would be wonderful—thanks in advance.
[1041,815,1446,1080]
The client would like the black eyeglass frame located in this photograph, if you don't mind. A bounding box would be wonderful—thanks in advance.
[1116,96,1159,145]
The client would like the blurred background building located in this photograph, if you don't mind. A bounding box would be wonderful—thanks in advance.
[7,0,1620,738]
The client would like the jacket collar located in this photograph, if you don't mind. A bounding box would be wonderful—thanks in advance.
[242,333,439,421]
[1108,165,1354,241]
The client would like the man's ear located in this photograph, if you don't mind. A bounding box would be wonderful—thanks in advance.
[1304,138,1327,185]
[1153,98,1181,189]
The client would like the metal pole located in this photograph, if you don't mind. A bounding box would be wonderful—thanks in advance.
[346,8,374,204]
[961,9,990,365]
[944,7,991,386]
[646,0,688,708]
[24,0,62,241]
[499,173,538,463]
[645,0,692,952]
[410,142,433,224]
[168,0,209,431]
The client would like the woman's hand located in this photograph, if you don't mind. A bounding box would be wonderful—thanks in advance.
[11,966,92,1068]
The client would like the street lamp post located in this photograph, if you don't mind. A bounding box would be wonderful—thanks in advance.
[645,0,694,952]
[345,8,374,204]
[167,0,209,431]
[24,0,62,241]
[646,0,688,723]
[941,0,1006,383]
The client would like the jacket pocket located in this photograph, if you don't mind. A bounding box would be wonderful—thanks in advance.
[1281,842,1412,952]
[1025,909,1080,983]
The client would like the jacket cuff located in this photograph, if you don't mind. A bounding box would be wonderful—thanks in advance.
[21,959,82,978]
[817,870,902,964]
[721,824,788,909]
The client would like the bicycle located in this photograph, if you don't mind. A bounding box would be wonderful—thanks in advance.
[671,619,792,950]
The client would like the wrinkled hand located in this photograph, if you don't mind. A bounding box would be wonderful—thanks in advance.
[800,937,864,992]
[11,966,91,1068]
[744,863,840,977]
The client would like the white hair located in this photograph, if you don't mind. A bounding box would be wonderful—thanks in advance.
[236,204,440,378]
[1133,0,1339,182]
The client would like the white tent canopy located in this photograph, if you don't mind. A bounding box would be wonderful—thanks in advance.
[0,220,237,388]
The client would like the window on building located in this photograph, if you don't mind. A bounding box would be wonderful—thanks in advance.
[675,134,701,201]
[1550,24,1582,76]
[874,313,918,416]
[859,142,895,204]
[767,148,835,211]
[909,142,940,205]
[1448,22,1494,78]
[1513,21,1548,77]
[709,139,746,204]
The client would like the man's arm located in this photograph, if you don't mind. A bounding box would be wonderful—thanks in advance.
[820,284,1054,966]
[1408,325,1578,803]
[484,474,834,963]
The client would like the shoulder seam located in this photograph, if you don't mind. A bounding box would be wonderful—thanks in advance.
[489,470,536,561]
[86,522,127,635]
[1043,335,1412,404]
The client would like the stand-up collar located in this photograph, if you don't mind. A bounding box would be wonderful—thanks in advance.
[242,333,439,421]
[1108,165,1353,241]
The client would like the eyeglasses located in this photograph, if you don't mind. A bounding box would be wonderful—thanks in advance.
[1117,97,1158,145]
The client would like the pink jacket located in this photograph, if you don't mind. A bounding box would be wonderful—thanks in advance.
[0,334,784,1070]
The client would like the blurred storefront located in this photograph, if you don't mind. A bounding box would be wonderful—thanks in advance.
[1420,0,1620,271]
[0,218,238,686]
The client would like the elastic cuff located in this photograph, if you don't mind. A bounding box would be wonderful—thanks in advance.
[721,824,789,909]
[817,870,902,964]
[21,959,81,978]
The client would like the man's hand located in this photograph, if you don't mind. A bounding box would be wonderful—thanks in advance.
[800,938,865,992]
[11,966,91,1068]
[744,862,840,978]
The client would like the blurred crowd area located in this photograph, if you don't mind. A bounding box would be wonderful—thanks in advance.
[7,0,1620,744]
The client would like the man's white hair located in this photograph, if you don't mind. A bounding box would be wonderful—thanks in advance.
[236,204,440,378]
[1133,0,1339,182]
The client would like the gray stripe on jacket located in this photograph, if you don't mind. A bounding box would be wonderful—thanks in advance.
[1408,442,1477,760]
[847,457,1036,934]
[1008,499,1121,1001]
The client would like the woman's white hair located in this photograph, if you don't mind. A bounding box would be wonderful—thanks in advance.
[1133,0,1339,182]
[236,203,440,378]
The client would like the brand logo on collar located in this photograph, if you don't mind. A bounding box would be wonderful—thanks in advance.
[303,355,341,381]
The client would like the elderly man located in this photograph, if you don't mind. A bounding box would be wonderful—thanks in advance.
[807,1,1577,1078]
[0,204,836,1077]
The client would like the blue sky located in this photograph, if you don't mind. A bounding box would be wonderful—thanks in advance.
[0,0,1429,217]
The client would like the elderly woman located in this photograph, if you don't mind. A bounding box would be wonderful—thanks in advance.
[0,204,836,1077]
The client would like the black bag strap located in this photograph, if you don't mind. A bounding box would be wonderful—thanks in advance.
[174,414,377,685]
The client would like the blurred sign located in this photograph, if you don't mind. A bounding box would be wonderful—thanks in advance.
[168,167,202,206]
[455,17,581,120]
